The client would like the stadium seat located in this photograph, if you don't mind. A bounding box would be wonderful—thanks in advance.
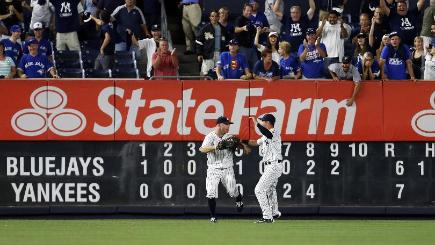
[113,58,137,69]
[55,50,81,61]
[114,50,135,60]
[81,48,99,69]
[112,68,139,78]
[85,68,112,78]
[80,39,101,50]
[55,59,83,69]
[54,50,83,69]
[59,68,85,78]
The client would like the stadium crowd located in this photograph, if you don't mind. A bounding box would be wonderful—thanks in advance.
[0,0,434,81]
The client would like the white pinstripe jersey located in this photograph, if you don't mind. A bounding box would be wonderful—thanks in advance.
[201,131,234,169]
[257,128,283,162]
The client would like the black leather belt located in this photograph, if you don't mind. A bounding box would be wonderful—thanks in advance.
[264,160,282,165]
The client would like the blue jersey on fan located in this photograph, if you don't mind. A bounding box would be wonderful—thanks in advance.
[23,39,53,57]
[280,55,300,78]
[18,54,54,78]
[298,43,327,78]
[218,52,248,79]
[380,44,410,80]
[1,38,22,64]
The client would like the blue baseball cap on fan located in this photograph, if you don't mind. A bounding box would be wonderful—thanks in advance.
[10,25,21,33]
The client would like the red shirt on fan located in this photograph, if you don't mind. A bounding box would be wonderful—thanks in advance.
[152,40,179,78]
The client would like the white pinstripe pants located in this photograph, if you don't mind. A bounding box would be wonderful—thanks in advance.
[206,167,239,199]
[255,161,283,219]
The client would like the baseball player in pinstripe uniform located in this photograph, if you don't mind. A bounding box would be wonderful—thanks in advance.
[199,116,249,223]
[249,114,283,223]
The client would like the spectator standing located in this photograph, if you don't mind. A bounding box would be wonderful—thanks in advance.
[368,7,390,52]
[278,0,316,55]
[0,41,16,78]
[235,3,258,71]
[18,38,58,78]
[254,30,280,64]
[218,6,234,41]
[0,0,23,32]
[253,48,280,82]
[410,36,425,79]
[380,0,425,47]
[317,0,347,20]
[179,0,201,55]
[328,56,362,106]
[1,25,22,64]
[91,10,115,70]
[351,13,371,43]
[317,10,351,72]
[29,0,55,31]
[196,10,229,76]
[264,0,283,33]
[152,38,178,78]
[424,45,435,79]
[420,0,435,52]
[50,0,81,51]
[278,41,301,79]
[379,32,415,80]
[249,0,269,45]
[131,24,162,78]
[23,22,53,60]
[216,39,251,80]
[111,0,150,52]
[298,28,327,78]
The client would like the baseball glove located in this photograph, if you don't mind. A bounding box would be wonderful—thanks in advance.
[216,136,242,151]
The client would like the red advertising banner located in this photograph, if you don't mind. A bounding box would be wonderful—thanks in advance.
[383,81,435,141]
[0,79,433,141]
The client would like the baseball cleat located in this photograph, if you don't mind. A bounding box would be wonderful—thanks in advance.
[255,218,274,223]
[273,211,282,219]
[210,217,217,223]
[235,201,244,212]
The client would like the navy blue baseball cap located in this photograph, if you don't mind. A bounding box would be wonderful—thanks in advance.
[229,39,239,45]
[10,25,21,33]
[389,32,400,39]
[342,56,352,64]
[259,114,276,125]
[306,28,316,35]
[27,38,39,45]
[216,116,233,125]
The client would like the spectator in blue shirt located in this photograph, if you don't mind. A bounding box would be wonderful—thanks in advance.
[1,25,22,64]
[23,22,53,61]
[278,41,301,79]
[298,28,328,78]
[18,38,58,78]
[380,32,415,80]
[216,39,251,80]
[253,48,280,82]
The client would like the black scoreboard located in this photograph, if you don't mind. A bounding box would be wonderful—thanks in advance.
[0,142,434,215]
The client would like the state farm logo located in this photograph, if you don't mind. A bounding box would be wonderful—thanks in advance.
[11,86,86,136]
[411,92,435,137]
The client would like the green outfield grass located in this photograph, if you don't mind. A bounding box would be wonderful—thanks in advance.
[1,219,434,245]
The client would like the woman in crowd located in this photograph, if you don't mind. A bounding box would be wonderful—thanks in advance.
[376,34,390,61]
[0,42,16,78]
[278,41,301,79]
[356,51,379,80]
[254,28,280,63]
[424,45,435,80]
[353,32,372,63]
[410,36,425,79]
[253,48,280,82]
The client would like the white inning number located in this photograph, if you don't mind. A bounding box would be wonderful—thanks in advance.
[140,159,148,175]
[283,143,291,157]
[395,184,404,199]
[306,142,315,157]
[139,183,149,199]
[186,183,195,199]
[282,160,291,175]
[330,143,339,157]
[330,160,340,175]
[349,143,368,157]
[187,160,196,175]
[187,142,196,157]
[139,143,146,157]
[235,160,243,175]
[306,184,315,199]
[283,183,292,198]
[395,161,404,176]
[306,160,315,175]
[164,160,173,175]
[236,183,244,196]
[164,142,173,157]
[418,161,424,176]
[164,184,173,199]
